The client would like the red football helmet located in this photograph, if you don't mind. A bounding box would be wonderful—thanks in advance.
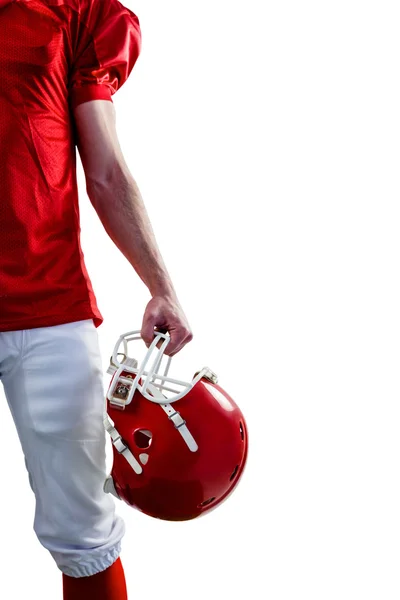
[103,330,248,521]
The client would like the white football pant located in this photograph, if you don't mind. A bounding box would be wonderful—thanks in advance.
[0,319,125,577]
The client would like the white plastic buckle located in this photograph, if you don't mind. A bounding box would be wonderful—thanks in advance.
[203,368,218,384]
[113,436,128,454]
[169,411,186,429]
[108,373,136,411]
[107,356,138,376]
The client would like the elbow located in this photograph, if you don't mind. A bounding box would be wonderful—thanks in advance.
[85,157,131,199]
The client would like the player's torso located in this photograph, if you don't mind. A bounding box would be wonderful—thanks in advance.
[0,0,76,112]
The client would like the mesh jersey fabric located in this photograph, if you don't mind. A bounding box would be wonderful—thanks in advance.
[0,0,141,331]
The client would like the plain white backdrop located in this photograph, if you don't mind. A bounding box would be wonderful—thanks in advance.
[1,0,400,598]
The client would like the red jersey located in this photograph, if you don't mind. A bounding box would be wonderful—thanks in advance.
[0,0,141,331]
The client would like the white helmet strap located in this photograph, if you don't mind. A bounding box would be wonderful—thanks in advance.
[145,381,199,452]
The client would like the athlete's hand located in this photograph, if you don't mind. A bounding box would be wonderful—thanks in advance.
[141,294,193,357]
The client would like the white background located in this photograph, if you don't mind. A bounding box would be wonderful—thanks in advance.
[1,0,400,598]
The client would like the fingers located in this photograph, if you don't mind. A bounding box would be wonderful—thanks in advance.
[143,324,192,357]
[141,319,193,357]
[140,315,157,348]
[165,328,193,357]
[140,296,193,357]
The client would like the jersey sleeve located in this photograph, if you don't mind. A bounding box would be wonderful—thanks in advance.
[69,0,142,111]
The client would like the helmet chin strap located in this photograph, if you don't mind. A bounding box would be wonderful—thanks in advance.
[103,401,143,475]
[145,381,199,452]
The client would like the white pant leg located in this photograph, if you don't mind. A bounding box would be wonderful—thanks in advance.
[0,319,126,578]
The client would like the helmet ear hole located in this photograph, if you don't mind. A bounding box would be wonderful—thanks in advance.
[134,429,153,449]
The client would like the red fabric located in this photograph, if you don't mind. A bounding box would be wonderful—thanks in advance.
[0,0,141,332]
[62,557,128,600]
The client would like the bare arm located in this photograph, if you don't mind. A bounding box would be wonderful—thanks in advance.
[74,99,173,297]
[73,99,192,355]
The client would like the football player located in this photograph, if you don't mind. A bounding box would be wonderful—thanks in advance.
[0,1,192,598]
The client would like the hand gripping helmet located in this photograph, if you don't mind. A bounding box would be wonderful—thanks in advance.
[103,330,248,521]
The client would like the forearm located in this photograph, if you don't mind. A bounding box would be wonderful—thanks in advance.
[86,161,176,299]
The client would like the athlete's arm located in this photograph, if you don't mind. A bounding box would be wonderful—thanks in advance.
[73,99,193,356]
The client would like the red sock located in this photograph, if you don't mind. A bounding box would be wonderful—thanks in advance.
[62,557,128,600]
